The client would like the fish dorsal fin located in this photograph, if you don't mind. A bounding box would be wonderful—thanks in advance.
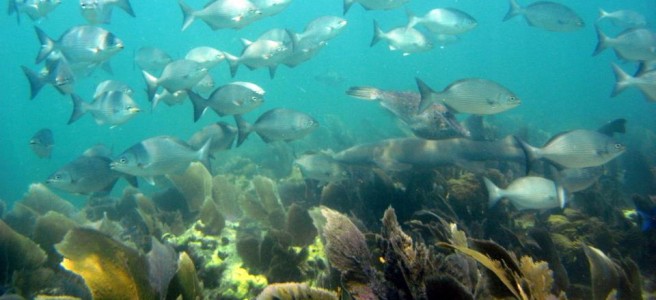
[542,130,573,147]
[597,118,626,137]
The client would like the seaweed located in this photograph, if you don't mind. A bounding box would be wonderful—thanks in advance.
[255,282,337,300]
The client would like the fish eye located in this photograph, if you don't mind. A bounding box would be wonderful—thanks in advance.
[55,174,61,180]
[614,143,623,149]
[119,157,128,164]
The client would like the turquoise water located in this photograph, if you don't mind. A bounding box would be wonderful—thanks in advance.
[1,0,655,204]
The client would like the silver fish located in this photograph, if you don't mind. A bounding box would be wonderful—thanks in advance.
[343,0,409,14]
[557,167,604,193]
[371,21,432,55]
[80,0,135,24]
[297,16,348,43]
[179,0,261,31]
[189,81,265,121]
[484,176,566,210]
[346,86,470,139]
[416,77,521,114]
[519,129,625,169]
[46,144,137,195]
[8,0,61,23]
[135,46,173,74]
[503,0,584,32]
[185,46,225,69]
[193,74,215,95]
[29,128,54,159]
[21,59,75,99]
[236,108,318,146]
[94,80,133,98]
[611,63,656,102]
[597,9,646,29]
[35,25,124,66]
[153,90,189,108]
[187,122,237,154]
[251,0,291,17]
[594,27,656,62]
[225,37,292,78]
[143,59,208,101]
[110,136,212,183]
[294,151,348,183]
[68,91,140,126]
[406,8,477,35]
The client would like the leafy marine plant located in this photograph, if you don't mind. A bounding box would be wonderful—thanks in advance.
[0,219,47,284]
[167,162,213,213]
[255,282,338,300]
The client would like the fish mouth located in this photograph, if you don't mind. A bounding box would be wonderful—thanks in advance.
[129,107,141,113]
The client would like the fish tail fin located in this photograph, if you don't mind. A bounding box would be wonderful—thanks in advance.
[197,137,213,174]
[346,86,382,100]
[503,0,522,21]
[124,175,139,188]
[21,66,45,100]
[597,8,609,23]
[188,90,208,122]
[405,7,419,30]
[514,135,540,173]
[592,26,609,56]
[68,94,89,124]
[637,210,653,231]
[8,0,20,23]
[611,63,633,97]
[116,0,135,17]
[597,118,626,136]
[483,177,503,208]
[415,77,436,113]
[224,52,240,77]
[178,0,195,31]
[35,26,55,63]
[268,65,278,79]
[235,115,253,147]
[142,70,158,102]
[343,0,354,15]
[371,20,383,47]
[286,29,299,52]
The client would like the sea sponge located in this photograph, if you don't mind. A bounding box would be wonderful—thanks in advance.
[167,162,213,213]
[0,219,47,283]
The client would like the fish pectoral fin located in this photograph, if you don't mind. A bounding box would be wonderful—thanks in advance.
[144,176,156,186]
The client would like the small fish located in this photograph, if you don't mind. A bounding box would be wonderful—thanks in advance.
[135,47,173,74]
[187,122,237,154]
[406,8,477,35]
[637,207,656,231]
[46,144,137,195]
[29,128,54,159]
[597,9,646,29]
[80,0,135,24]
[236,108,318,146]
[185,46,225,69]
[21,59,75,99]
[251,0,291,17]
[93,80,133,98]
[68,92,140,126]
[416,77,521,114]
[484,176,566,210]
[297,16,348,43]
[143,59,208,101]
[518,129,625,169]
[225,36,293,78]
[8,0,61,23]
[153,90,189,108]
[110,136,212,184]
[193,74,215,95]
[371,21,432,56]
[503,0,584,32]
[557,166,604,193]
[178,0,262,31]
[343,0,409,14]
[294,151,348,183]
[35,25,124,66]
[611,63,656,102]
[189,81,265,122]
[593,27,656,62]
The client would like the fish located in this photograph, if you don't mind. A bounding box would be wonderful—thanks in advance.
[93,80,133,98]
[332,136,528,171]
[110,136,212,184]
[187,122,238,154]
[153,90,189,108]
[193,74,215,95]
[296,16,348,43]
[405,8,477,35]
[189,81,265,122]
[178,0,262,31]
[80,0,135,24]
[225,35,294,78]
[416,77,521,114]
[185,46,225,69]
[597,9,646,29]
[556,166,604,193]
[29,128,54,159]
[68,92,140,127]
[135,46,173,74]
[346,86,470,139]
[637,207,656,231]
[236,108,318,146]
[46,144,137,195]
[518,129,626,169]
[8,0,61,23]
[503,0,584,32]
[294,151,348,183]
[371,21,432,56]
[594,27,656,62]
[343,0,409,15]
[251,0,291,17]
[611,63,656,102]
[143,59,208,101]
[21,59,75,99]
[314,70,347,87]
[484,176,566,210]
[35,25,124,67]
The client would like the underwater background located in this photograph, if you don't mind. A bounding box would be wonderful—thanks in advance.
[1,0,656,299]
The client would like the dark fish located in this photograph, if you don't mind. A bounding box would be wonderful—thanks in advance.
[294,151,348,183]
[187,122,237,154]
[29,128,54,158]
[46,144,137,195]
[484,176,566,210]
[557,166,604,193]
[503,0,584,32]
[143,59,208,102]
[189,81,265,122]
[236,108,319,146]
[224,35,294,78]
[21,59,75,99]
[346,86,469,139]
[135,46,173,74]
[416,77,521,114]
